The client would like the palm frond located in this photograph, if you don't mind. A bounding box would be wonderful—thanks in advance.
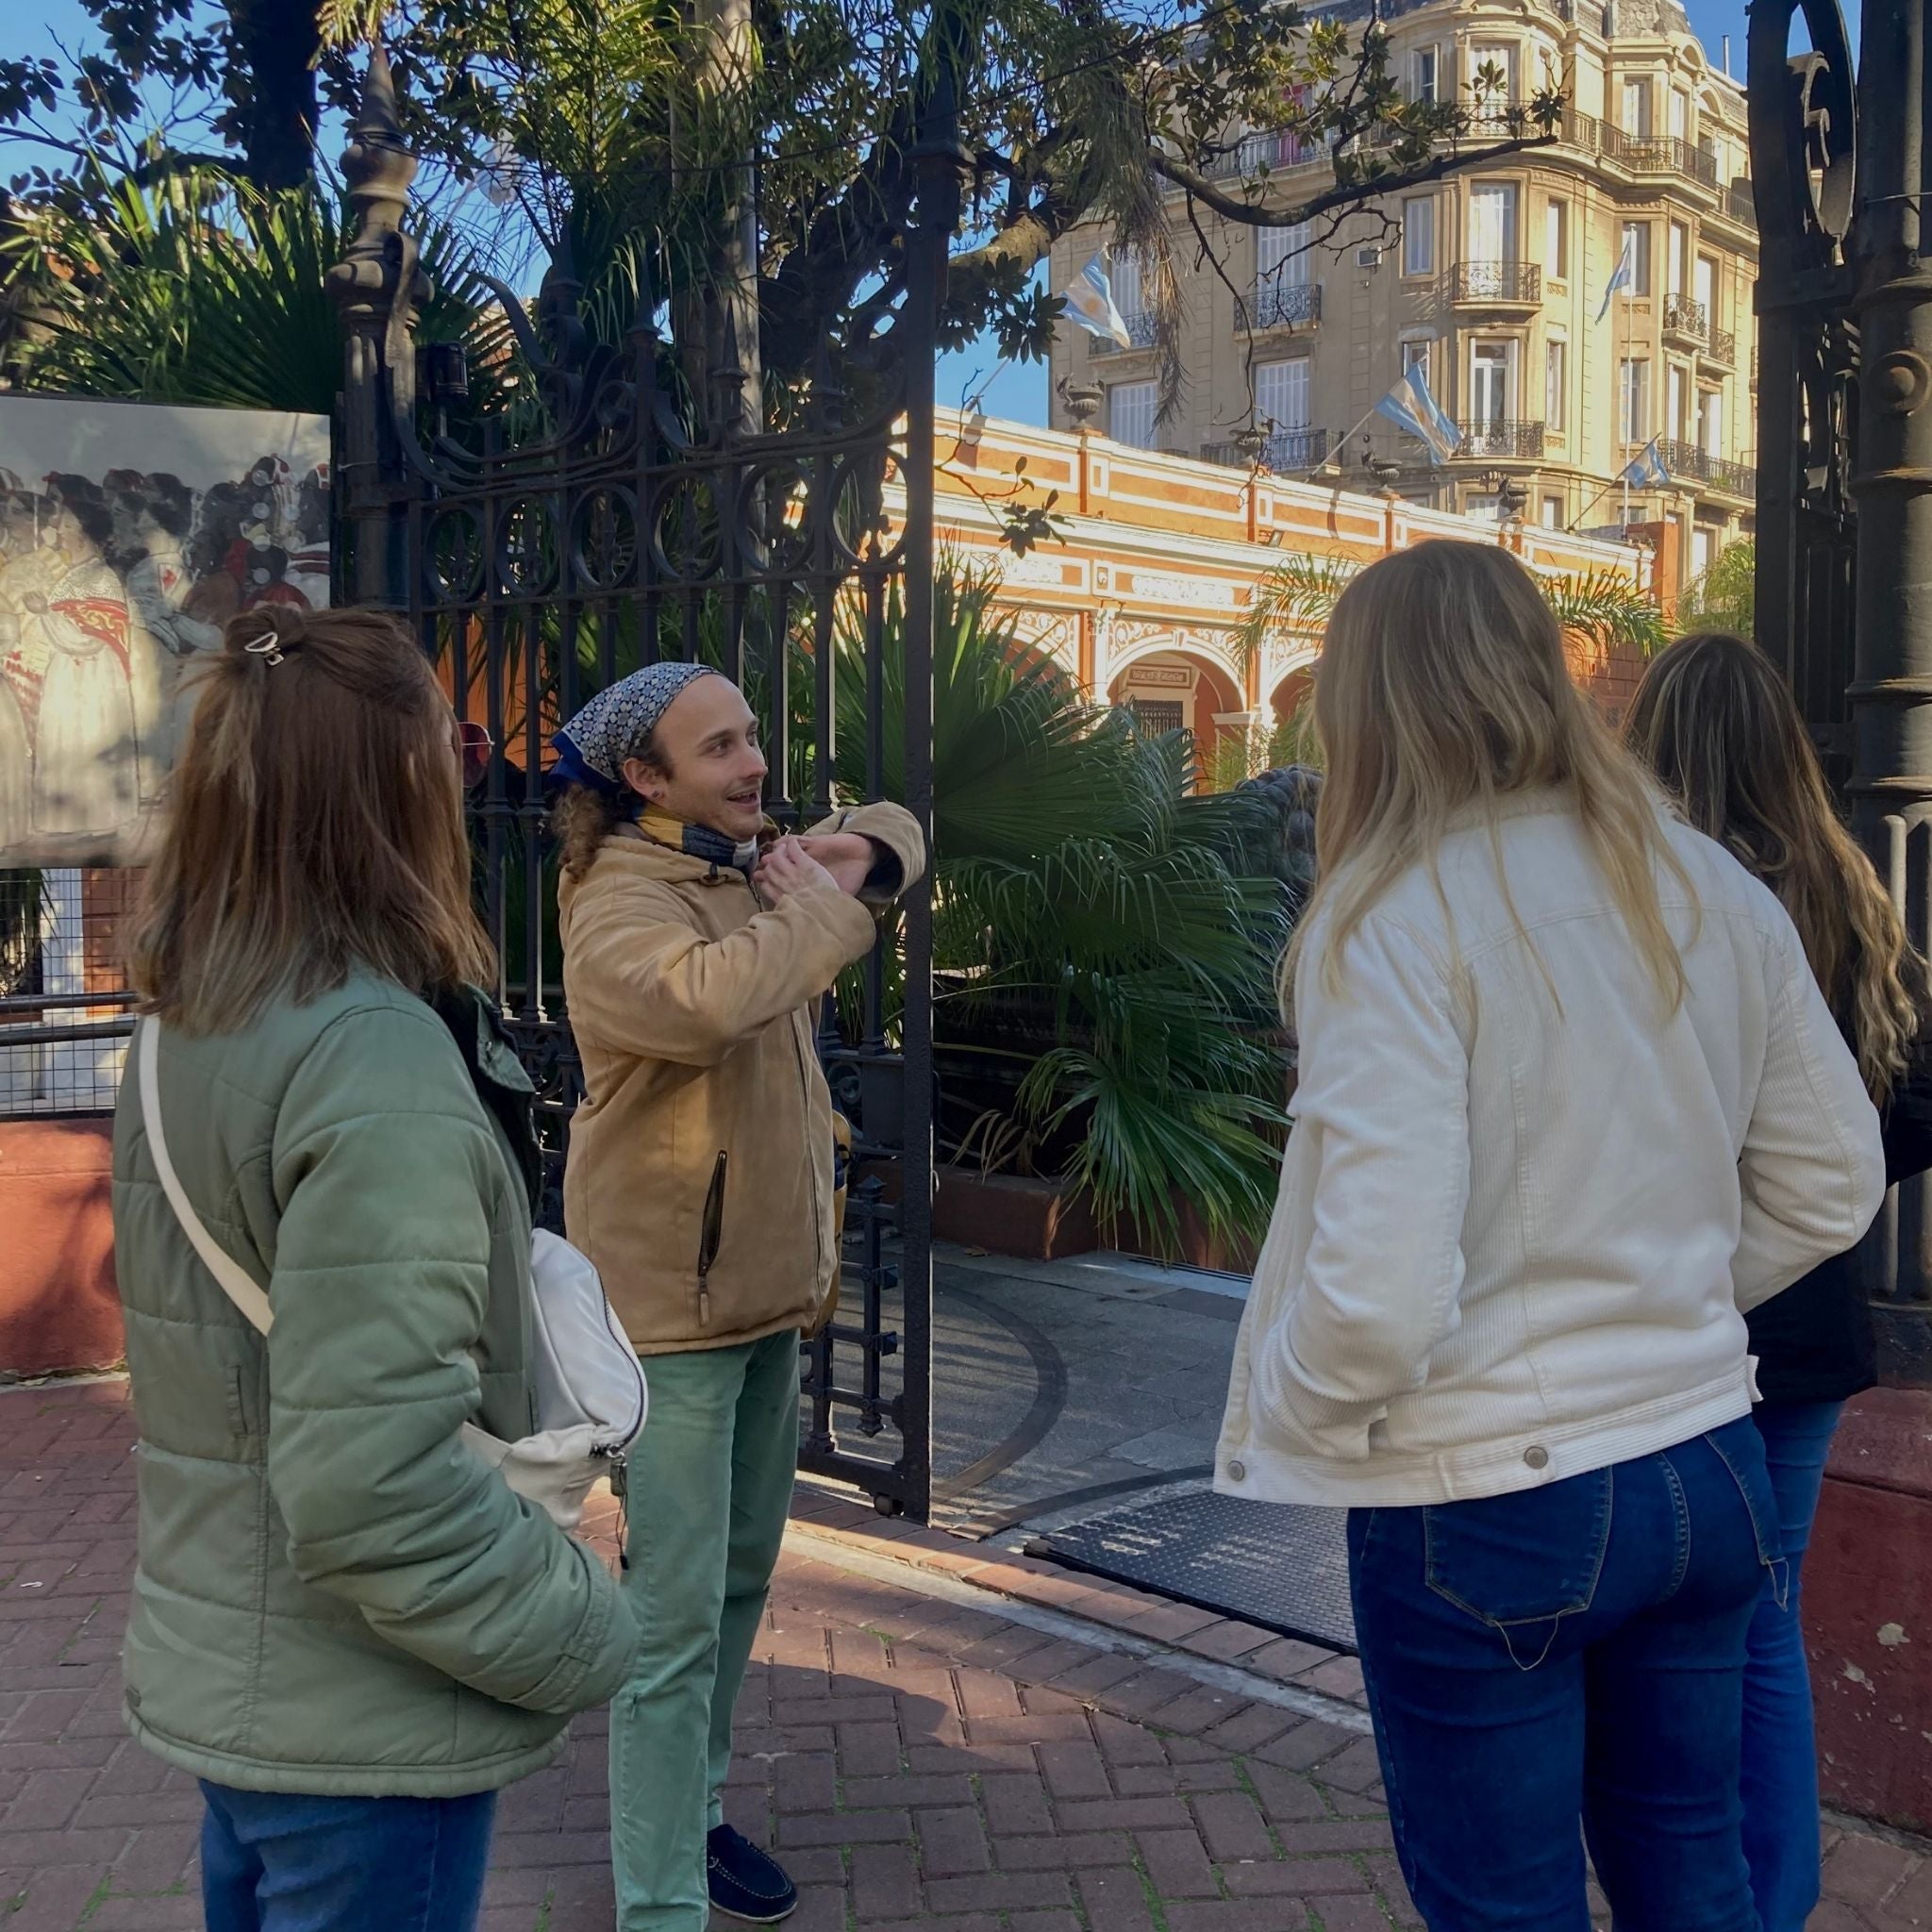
[1541,564,1668,656]
[1235,549,1358,668]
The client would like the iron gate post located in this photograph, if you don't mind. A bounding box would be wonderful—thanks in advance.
[327,43,424,609]
[1849,0,1932,1368]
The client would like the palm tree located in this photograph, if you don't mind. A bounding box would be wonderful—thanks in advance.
[4,166,512,417]
[1676,539,1755,637]
[833,568,1291,1256]
[1235,544,1668,693]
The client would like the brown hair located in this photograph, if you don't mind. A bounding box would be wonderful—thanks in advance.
[128,605,494,1035]
[555,787,626,881]
[552,736,665,881]
[1291,541,1693,1009]
[1626,629,1920,1101]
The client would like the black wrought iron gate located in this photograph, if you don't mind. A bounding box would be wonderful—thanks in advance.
[328,49,944,1514]
[1751,0,1932,1377]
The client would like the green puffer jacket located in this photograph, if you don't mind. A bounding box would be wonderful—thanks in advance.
[110,973,639,1797]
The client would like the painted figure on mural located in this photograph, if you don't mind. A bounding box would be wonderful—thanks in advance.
[32,556,139,838]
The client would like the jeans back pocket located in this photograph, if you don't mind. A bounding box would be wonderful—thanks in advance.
[1424,1469,1613,1671]
[1702,1415,1790,1609]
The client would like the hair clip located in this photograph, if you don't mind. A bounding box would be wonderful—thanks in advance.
[239,622,285,666]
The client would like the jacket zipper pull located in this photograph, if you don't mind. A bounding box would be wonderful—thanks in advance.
[609,1453,630,1571]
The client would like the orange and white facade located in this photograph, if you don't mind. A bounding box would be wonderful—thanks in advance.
[924,408,1657,774]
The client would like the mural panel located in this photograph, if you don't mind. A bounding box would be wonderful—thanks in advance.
[0,397,330,865]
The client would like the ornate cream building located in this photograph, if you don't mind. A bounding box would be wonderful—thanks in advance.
[1047,0,1757,589]
[924,408,1656,778]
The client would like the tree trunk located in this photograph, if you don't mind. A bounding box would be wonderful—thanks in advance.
[228,0,322,191]
[687,0,762,437]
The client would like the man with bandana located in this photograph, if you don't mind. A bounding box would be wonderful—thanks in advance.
[550,661,924,1931]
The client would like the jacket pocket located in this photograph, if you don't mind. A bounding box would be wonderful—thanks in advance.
[1423,1468,1613,1670]
[225,1364,258,1442]
[697,1151,728,1325]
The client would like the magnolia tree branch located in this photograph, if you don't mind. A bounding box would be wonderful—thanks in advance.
[1148,132,1557,228]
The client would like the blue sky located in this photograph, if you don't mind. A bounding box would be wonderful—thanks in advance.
[6,0,1769,427]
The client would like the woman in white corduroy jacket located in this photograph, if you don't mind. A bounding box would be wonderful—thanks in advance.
[1218,541,1884,1932]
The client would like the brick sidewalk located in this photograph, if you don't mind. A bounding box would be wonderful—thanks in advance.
[0,1383,1924,1931]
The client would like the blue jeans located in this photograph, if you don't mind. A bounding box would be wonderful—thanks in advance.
[199,1781,498,1932]
[1347,1416,1784,1932]
[1741,1400,1844,1932]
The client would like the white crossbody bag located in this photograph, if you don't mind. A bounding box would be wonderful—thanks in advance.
[136,1020,646,1533]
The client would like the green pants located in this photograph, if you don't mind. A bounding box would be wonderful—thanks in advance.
[610,1328,799,1932]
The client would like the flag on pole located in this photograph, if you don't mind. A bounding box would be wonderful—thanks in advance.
[1374,365,1462,465]
[1061,255,1132,349]
[1596,229,1636,324]
[1621,438,1670,488]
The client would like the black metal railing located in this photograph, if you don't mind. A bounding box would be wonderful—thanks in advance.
[1707,326,1738,364]
[1204,126,1333,179]
[1657,439,1757,495]
[1091,308,1160,354]
[1550,108,1737,193]
[1466,101,1557,140]
[1252,280,1322,330]
[1604,129,1721,187]
[1448,259,1543,304]
[1202,427,1331,472]
[1457,419,1546,458]
[1663,292,1708,339]
[329,48,944,1516]
[1726,180,1757,225]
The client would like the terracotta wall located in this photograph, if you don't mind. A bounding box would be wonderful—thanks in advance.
[0,1118,121,1376]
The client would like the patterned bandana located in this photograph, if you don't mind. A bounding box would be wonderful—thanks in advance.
[551,661,722,796]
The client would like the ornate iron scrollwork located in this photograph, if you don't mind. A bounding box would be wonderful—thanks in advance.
[330,42,949,1514]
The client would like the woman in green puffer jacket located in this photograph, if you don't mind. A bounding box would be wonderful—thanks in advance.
[110,606,639,1932]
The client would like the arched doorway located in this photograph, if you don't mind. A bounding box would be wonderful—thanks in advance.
[1107,648,1248,789]
[1267,662,1317,769]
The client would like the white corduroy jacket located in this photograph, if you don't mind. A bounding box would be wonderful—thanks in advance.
[1217,788,1887,1509]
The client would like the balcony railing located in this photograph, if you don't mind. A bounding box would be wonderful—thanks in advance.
[1457,419,1546,459]
[1727,180,1757,225]
[1657,439,1757,497]
[1090,309,1159,356]
[1252,279,1322,330]
[1706,326,1737,365]
[1603,129,1721,188]
[1546,108,1737,196]
[1202,427,1331,473]
[1448,259,1543,305]
[1663,292,1708,341]
[1204,127,1333,180]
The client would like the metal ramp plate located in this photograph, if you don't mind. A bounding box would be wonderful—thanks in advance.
[1032,1486,1357,1655]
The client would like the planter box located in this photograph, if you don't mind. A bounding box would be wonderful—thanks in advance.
[0,1119,124,1376]
[933,1165,1097,1261]
[1116,1196,1262,1276]
[1807,1386,1932,1833]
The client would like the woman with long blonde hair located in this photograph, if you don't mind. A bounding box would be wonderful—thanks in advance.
[1628,630,1931,1932]
[1217,542,1884,1931]
[113,607,639,1932]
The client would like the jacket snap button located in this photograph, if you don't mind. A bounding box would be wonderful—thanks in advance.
[1524,1446,1550,1471]
[1227,1458,1246,1482]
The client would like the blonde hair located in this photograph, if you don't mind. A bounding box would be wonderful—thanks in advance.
[1626,629,1920,1101]
[1289,541,1692,1009]
[129,606,494,1035]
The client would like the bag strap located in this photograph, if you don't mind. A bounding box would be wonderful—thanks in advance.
[137,1019,275,1335]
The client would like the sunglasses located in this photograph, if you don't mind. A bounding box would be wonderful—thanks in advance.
[458,721,494,791]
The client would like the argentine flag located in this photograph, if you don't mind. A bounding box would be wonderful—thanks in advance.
[1621,438,1670,488]
[1062,255,1132,349]
[1597,230,1636,324]
[1374,366,1462,465]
